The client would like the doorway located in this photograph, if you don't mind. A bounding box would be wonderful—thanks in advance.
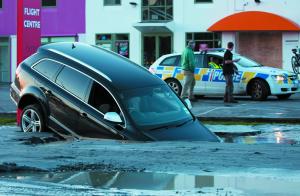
[143,34,172,67]
[0,37,10,83]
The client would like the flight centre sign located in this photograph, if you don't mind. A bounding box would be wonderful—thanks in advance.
[17,0,41,65]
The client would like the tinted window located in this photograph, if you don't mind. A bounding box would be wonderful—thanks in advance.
[88,82,120,115]
[161,56,178,66]
[56,66,91,100]
[33,60,62,80]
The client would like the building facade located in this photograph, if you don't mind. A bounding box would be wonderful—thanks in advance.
[1,0,300,83]
[85,0,300,70]
[0,0,85,83]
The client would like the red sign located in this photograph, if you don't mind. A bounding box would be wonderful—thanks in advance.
[17,0,41,65]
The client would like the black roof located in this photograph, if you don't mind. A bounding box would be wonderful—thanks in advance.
[39,42,163,90]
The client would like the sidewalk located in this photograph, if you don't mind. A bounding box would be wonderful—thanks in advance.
[1,83,300,122]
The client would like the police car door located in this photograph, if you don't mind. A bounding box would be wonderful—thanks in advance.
[205,55,225,95]
[193,53,208,95]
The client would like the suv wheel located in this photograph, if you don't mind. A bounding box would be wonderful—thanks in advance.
[250,79,269,101]
[165,79,182,95]
[21,104,45,132]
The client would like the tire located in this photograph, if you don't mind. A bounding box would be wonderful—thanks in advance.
[250,79,269,101]
[21,104,45,133]
[165,78,182,95]
[277,94,292,100]
[291,56,299,74]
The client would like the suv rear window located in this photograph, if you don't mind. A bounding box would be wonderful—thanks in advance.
[56,66,91,100]
[33,60,62,80]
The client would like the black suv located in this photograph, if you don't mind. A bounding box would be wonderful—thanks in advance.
[10,42,219,142]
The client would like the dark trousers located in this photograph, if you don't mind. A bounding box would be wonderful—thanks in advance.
[224,74,234,102]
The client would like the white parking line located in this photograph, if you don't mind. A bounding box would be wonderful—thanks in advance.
[199,107,228,115]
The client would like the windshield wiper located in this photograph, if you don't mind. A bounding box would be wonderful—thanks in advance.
[176,119,193,127]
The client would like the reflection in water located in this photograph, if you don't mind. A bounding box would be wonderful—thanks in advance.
[3,171,300,195]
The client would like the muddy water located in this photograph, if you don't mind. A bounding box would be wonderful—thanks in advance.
[1,171,300,195]
[207,124,300,144]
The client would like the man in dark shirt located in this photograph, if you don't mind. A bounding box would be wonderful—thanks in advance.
[223,42,240,103]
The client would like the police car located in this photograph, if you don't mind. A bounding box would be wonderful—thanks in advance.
[149,49,299,100]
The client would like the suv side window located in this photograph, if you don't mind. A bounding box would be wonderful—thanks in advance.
[33,60,62,81]
[160,56,179,67]
[55,66,91,100]
[87,81,123,122]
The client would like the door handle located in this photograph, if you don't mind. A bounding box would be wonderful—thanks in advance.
[45,90,52,95]
[80,112,87,118]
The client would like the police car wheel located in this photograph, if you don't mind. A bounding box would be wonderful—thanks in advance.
[166,79,182,95]
[277,94,292,100]
[250,79,268,101]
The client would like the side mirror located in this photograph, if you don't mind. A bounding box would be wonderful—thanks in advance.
[184,98,192,110]
[104,112,123,123]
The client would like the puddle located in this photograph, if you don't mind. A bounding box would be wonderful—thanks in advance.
[1,171,300,195]
[207,124,300,144]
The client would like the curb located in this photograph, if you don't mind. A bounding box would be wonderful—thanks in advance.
[0,113,16,118]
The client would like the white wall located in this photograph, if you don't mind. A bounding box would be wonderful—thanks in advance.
[85,0,142,64]
[85,0,300,68]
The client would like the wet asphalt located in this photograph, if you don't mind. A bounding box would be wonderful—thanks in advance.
[1,83,300,122]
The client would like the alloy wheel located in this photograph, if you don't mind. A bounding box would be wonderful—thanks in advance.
[21,109,42,132]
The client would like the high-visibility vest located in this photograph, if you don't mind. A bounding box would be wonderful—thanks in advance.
[208,62,222,69]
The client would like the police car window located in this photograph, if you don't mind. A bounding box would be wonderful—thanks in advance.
[195,54,205,68]
[207,55,223,69]
[161,56,178,67]
[55,66,91,100]
[33,60,62,81]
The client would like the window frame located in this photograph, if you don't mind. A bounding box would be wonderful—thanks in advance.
[104,0,121,6]
[142,0,173,22]
[95,33,130,58]
[186,32,222,51]
[42,0,57,8]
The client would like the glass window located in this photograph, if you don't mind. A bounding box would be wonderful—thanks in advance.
[96,34,129,58]
[56,67,91,100]
[42,0,56,7]
[0,0,2,9]
[88,82,120,115]
[33,60,62,80]
[122,85,192,129]
[142,0,173,21]
[186,32,221,51]
[161,56,178,66]
[195,0,213,3]
[104,0,121,6]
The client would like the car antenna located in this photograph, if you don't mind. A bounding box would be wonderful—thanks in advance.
[72,43,76,49]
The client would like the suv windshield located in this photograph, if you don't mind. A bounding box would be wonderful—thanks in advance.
[234,55,262,67]
[121,85,193,129]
